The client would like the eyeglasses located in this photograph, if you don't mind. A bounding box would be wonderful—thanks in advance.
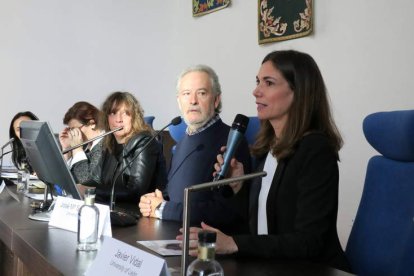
[68,124,84,131]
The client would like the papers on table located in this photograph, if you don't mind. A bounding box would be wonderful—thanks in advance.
[0,172,17,179]
[25,192,52,200]
[0,166,17,173]
[137,240,182,256]
[30,181,46,188]
[0,172,38,180]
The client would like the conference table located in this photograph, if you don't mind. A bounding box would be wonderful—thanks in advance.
[0,185,354,276]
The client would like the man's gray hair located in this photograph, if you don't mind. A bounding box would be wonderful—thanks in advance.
[176,64,222,113]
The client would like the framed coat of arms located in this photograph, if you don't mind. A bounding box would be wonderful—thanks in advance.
[258,0,313,44]
[193,0,231,17]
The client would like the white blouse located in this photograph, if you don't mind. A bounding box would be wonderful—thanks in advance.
[257,152,278,235]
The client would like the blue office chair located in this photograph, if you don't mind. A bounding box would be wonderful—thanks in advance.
[245,116,260,146]
[396,218,414,276]
[144,116,155,128]
[168,117,187,154]
[168,117,187,143]
[345,110,414,276]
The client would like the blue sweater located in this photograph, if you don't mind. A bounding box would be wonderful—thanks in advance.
[162,119,251,234]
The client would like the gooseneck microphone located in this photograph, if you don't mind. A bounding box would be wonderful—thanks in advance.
[61,126,123,155]
[1,138,15,150]
[213,114,249,181]
[109,116,182,226]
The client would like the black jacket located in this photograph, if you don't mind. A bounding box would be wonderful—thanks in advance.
[233,133,351,272]
[84,132,167,209]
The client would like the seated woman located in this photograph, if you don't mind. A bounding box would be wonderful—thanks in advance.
[80,92,167,211]
[9,111,39,173]
[178,50,351,272]
[59,101,105,183]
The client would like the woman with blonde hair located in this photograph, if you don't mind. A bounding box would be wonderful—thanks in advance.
[81,92,167,211]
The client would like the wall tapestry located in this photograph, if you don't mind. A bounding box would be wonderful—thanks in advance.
[193,0,231,17]
[258,0,313,44]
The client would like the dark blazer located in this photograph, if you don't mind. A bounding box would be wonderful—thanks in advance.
[71,139,103,183]
[233,133,350,272]
[162,119,251,234]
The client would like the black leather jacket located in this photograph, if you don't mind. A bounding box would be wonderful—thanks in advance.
[84,132,167,206]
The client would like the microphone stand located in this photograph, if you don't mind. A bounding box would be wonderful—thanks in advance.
[180,171,267,276]
[0,150,12,172]
[1,138,15,175]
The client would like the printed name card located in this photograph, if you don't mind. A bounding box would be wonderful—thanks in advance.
[49,196,112,237]
[0,181,5,194]
[86,236,170,276]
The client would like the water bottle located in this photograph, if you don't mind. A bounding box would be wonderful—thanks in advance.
[77,187,99,251]
[16,163,30,193]
[187,230,224,276]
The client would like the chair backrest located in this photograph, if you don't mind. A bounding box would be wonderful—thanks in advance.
[345,110,414,276]
[168,117,187,143]
[245,116,260,146]
[396,218,414,276]
[144,116,155,128]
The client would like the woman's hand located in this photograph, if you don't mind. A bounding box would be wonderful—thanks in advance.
[76,184,88,197]
[59,128,72,158]
[214,146,245,194]
[176,222,239,256]
[59,127,85,159]
[176,225,202,256]
[67,127,83,147]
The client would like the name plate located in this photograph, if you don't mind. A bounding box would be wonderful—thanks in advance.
[86,236,170,276]
[49,196,112,237]
[0,180,5,194]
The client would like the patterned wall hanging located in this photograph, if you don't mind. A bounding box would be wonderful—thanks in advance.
[258,0,313,44]
[193,0,231,17]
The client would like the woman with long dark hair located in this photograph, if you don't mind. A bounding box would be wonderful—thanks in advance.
[180,50,351,272]
[9,111,39,173]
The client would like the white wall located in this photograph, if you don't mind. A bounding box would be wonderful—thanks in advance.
[1,0,414,247]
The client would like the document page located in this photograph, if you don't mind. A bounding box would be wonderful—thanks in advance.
[137,240,182,256]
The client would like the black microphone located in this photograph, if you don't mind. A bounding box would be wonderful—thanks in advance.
[1,138,15,150]
[109,116,182,226]
[213,114,249,181]
[61,127,123,155]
